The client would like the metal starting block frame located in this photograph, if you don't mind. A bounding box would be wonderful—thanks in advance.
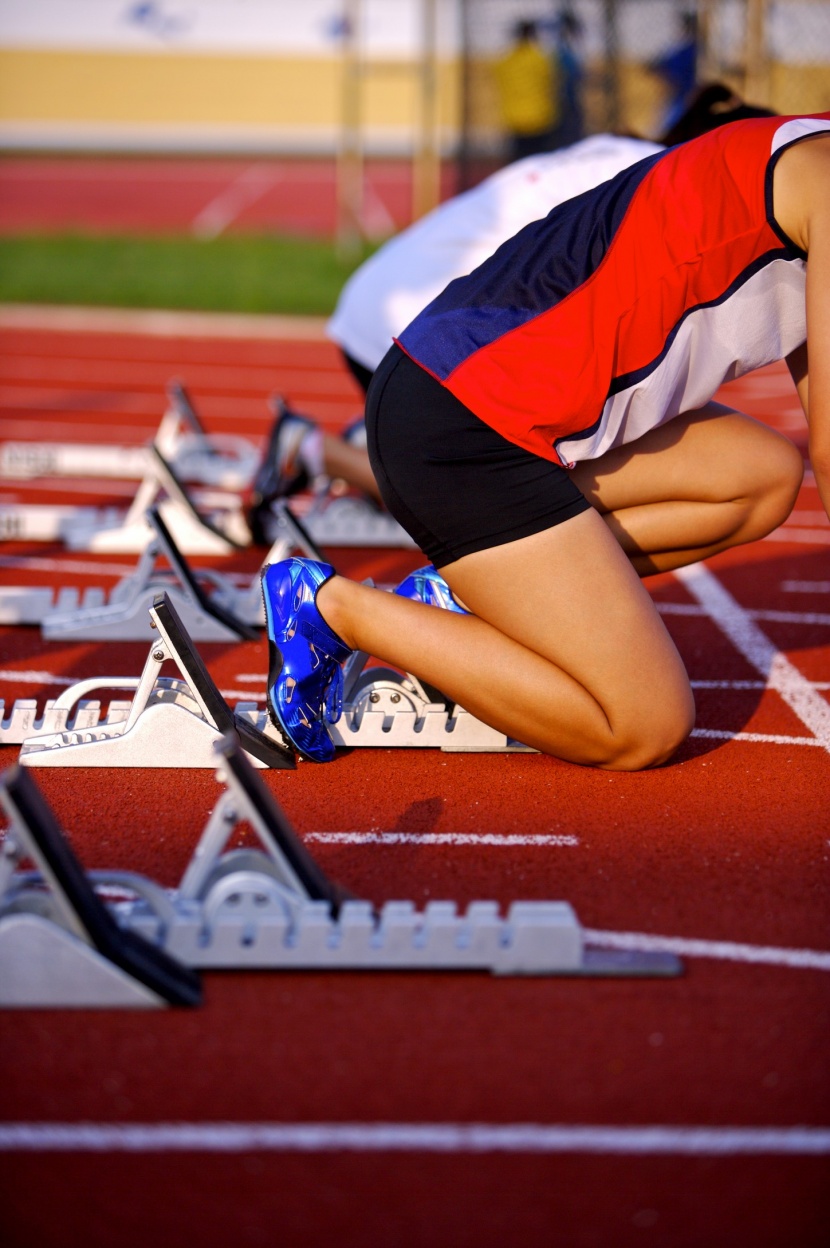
[0,735,682,980]
[0,574,535,754]
[12,592,294,770]
[0,380,259,490]
[0,501,322,639]
[332,650,533,752]
[0,764,202,1008]
[0,507,259,642]
[0,444,251,555]
[284,491,417,549]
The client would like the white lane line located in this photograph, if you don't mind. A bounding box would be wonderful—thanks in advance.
[674,564,830,753]
[658,602,830,626]
[585,928,830,971]
[305,832,579,847]
[781,581,830,594]
[0,670,75,687]
[764,528,830,545]
[0,1122,827,1155]
[0,304,330,340]
[192,164,283,239]
[787,511,830,525]
[691,728,823,746]
[0,555,136,576]
[691,679,830,690]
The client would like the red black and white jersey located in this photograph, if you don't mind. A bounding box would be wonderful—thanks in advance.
[397,114,830,467]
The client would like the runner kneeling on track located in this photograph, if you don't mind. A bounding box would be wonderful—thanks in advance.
[247,85,773,536]
[261,112,830,770]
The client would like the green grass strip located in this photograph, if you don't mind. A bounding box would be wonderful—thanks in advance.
[0,233,375,316]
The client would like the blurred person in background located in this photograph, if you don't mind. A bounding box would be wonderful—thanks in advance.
[493,18,560,163]
[548,7,585,149]
[650,9,699,134]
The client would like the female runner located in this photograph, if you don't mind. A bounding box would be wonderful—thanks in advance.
[261,112,830,769]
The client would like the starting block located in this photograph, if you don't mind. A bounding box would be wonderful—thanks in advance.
[0,584,536,755]
[289,490,417,549]
[0,507,258,642]
[0,764,202,1007]
[14,592,294,770]
[0,444,251,555]
[201,502,325,629]
[1,736,682,977]
[0,501,322,639]
[332,650,534,752]
[0,379,259,491]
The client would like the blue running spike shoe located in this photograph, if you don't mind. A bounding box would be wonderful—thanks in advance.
[261,558,352,763]
[394,565,468,614]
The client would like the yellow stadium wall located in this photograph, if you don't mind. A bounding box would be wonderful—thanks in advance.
[0,48,460,153]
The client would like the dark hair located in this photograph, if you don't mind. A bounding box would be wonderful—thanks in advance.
[659,81,776,146]
[513,19,538,42]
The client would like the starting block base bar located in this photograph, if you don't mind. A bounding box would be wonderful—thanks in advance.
[0,379,259,490]
[1,734,682,982]
[289,494,417,548]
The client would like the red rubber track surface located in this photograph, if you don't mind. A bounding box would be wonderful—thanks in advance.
[0,157,457,237]
[1,318,829,1248]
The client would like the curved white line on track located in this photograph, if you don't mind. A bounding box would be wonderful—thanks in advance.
[305,832,579,847]
[584,929,830,970]
[0,303,330,340]
[674,564,830,753]
[191,163,283,239]
[0,1122,827,1154]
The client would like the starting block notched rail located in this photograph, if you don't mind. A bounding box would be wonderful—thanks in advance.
[0,443,251,555]
[333,652,535,752]
[0,734,683,986]
[291,492,417,549]
[0,379,260,491]
[0,587,532,755]
[13,591,294,770]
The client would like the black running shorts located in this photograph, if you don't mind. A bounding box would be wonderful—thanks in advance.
[365,345,591,567]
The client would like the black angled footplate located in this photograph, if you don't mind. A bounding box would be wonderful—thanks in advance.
[167,379,208,436]
[151,591,295,770]
[147,505,259,640]
[1,766,202,1006]
[150,443,247,551]
[216,732,353,913]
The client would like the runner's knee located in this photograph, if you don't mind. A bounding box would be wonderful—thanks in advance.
[750,433,804,532]
[601,689,696,771]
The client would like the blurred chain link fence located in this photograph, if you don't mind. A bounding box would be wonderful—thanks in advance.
[457,0,830,182]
